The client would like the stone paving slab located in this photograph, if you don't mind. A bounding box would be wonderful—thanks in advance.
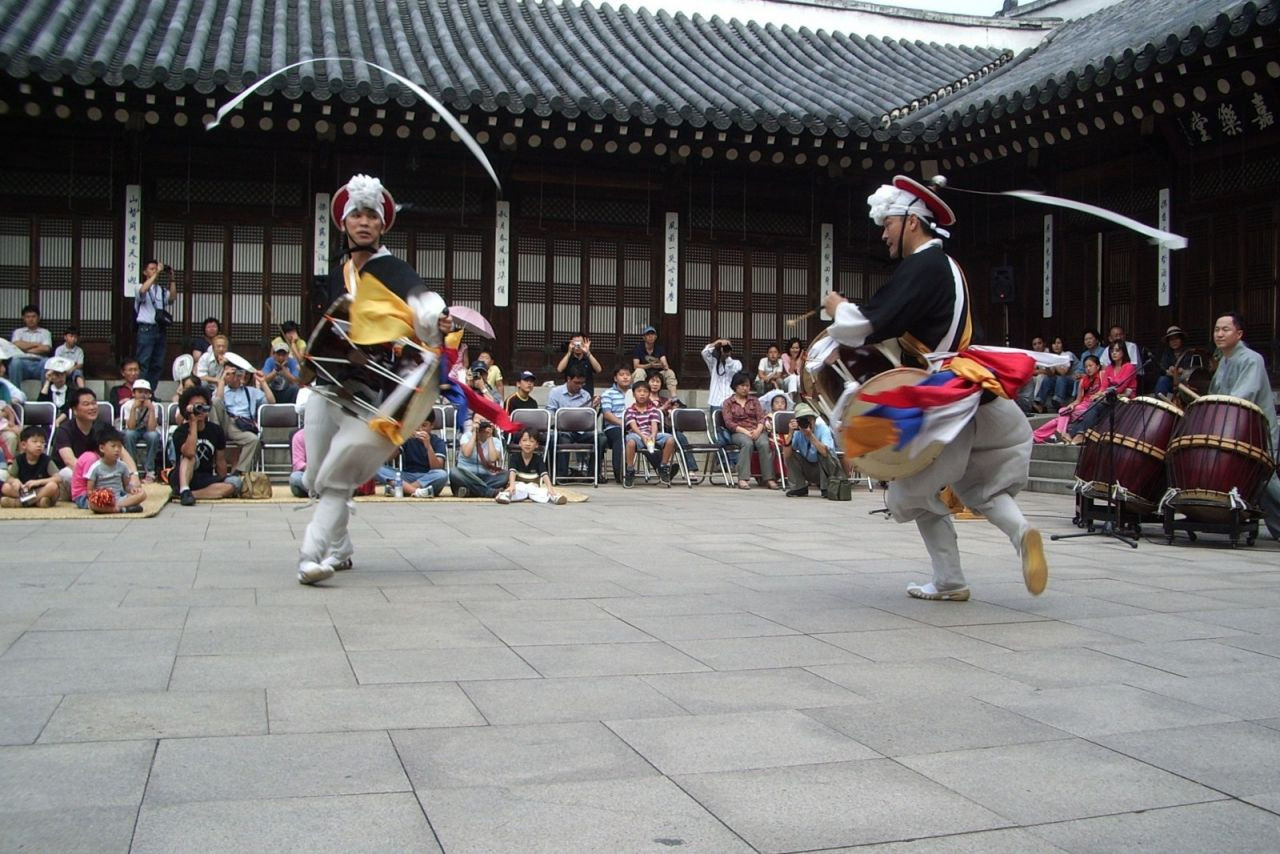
[3,488,1280,851]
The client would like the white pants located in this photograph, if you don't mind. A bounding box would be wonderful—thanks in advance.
[887,396,1032,590]
[299,393,397,567]
[506,483,552,504]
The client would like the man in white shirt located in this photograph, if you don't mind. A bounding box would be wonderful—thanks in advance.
[212,364,274,474]
[10,304,52,385]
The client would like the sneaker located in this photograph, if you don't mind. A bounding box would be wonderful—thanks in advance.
[786,486,809,497]
[412,486,435,499]
[179,489,196,506]
[143,472,156,484]
[453,486,469,498]
[623,470,635,489]
[325,556,354,572]
[906,582,971,602]
[552,493,567,505]
[494,491,511,504]
[298,561,335,585]
[658,465,672,487]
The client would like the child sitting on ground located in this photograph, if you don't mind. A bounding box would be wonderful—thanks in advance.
[2,425,62,508]
[494,429,566,505]
[83,427,146,513]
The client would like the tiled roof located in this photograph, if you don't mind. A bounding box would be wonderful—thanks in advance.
[0,0,1010,138]
[902,0,1280,141]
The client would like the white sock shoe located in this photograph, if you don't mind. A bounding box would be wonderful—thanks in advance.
[298,561,335,585]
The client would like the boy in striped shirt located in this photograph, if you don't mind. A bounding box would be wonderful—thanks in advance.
[623,380,675,488]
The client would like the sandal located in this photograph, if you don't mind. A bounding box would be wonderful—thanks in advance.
[736,481,753,490]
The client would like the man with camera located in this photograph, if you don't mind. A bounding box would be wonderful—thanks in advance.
[555,334,601,395]
[784,402,841,497]
[448,418,508,497]
[135,259,177,389]
[172,385,239,505]
[212,363,275,475]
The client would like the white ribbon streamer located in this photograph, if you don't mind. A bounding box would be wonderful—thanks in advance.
[206,58,501,193]
[1000,190,1186,250]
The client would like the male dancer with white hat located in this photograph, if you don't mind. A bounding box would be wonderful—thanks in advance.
[297,174,452,585]
[823,176,1047,601]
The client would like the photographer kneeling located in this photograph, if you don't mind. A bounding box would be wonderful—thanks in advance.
[784,402,841,497]
[448,419,508,498]
[173,386,240,506]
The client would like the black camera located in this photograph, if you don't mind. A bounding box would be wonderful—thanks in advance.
[191,403,211,415]
[796,415,813,429]
[476,420,491,430]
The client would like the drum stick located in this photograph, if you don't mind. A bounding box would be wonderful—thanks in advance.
[786,309,818,327]
[1178,382,1201,401]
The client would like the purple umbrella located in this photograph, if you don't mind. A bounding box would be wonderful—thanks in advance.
[447,305,495,339]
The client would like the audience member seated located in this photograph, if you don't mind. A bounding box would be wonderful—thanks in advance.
[599,365,631,484]
[755,343,786,395]
[1106,324,1142,375]
[289,427,308,497]
[196,334,231,384]
[721,370,778,490]
[212,363,274,475]
[279,320,307,361]
[1154,325,1192,400]
[631,325,678,395]
[53,325,85,388]
[783,402,840,497]
[0,399,18,460]
[262,339,302,404]
[52,388,138,499]
[504,370,540,413]
[2,425,61,508]
[546,363,598,479]
[645,372,697,475]
[83,427,146,514]
[8,304,52,385]
[172,385,240,505]
[189,317,222,361]
[0,352,26,403]
[37,357,75,421]
[495,429,567,505]
[108,359,143,409]
[476,347,505,400]
[1066,342,1137,441]
[781,337,804,394]
[556,334,601,395]
[448,419,508,497]
[1043,337,1077,410]
[121,379,163,481]
[1017,337,1050,413]
[623,377,677,488]
[467,360,503,408]
[375,411,448,498]
[1034,355,1102,444]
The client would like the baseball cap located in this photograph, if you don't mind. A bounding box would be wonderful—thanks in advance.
[132,379,153,392]
[469,360,488,375]
[519,370,536,382]
[272,338,290,352]
[641,325,657,334]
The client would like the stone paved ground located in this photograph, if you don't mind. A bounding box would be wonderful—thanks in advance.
[3,485,1280,853]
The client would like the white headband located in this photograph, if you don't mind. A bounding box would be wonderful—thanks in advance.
[341,174,387,224]
[867,186,950,238]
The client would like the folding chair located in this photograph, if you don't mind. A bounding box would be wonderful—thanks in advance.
[95,401,115,428]
[16,401,55,442]
[433,403,458,467]
[257,403,300,480]
[770,409,794,489]
[509,407,552,467]
[551,406,599,487]
[670,407,732,488]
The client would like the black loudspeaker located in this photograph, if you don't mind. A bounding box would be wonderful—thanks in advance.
[990,266,1016,304]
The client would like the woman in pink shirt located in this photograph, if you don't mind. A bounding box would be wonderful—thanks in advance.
[1066,342,1138,441]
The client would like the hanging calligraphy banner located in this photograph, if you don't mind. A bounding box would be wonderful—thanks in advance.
[123,184,142,297]
[664,212,679,314]
[1158,189,1171,307]
[493,200,511,307]
[313,193,330,279]
[1042,214,1053,319]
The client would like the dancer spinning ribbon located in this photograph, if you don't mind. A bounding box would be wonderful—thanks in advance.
[823,176,1049,602]
[296,174,453,585]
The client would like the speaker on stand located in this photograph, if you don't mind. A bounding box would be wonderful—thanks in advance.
[991,265,1015,346]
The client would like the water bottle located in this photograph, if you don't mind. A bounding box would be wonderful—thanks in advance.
[393,473,403,499]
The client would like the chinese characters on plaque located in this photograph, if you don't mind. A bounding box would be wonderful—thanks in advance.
[313,193,330,279]
[1179,90,1274,146]
[1158,188,1171,307]
[123,184,141,297]
[664,212,678,314]
[1042,214,1053,319]
[493,200,510,307]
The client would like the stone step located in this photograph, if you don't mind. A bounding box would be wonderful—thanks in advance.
[1027,476,1077,496]
[1030,459,1077,480]
[1031,442,1082,462]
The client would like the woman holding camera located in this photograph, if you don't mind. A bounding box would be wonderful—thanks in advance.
[135,259,177,389]
[449,419,509,497]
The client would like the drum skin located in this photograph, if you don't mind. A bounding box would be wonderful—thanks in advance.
[800,330,897,420]
[840,367,944,481]
[1166,394,1275,521]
